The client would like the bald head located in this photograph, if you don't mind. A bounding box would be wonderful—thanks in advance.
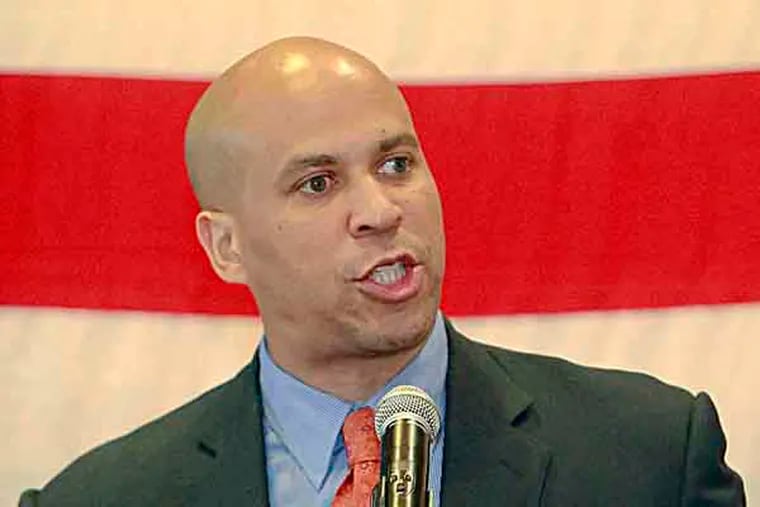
[188,38,445,379]
[184,37,407,211]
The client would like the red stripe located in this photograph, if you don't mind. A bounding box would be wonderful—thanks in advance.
[2,73,760,315]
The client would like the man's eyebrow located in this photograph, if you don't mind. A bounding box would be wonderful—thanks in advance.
[276,133,419,183]
[278,153,339,182]
[379,133,419,153]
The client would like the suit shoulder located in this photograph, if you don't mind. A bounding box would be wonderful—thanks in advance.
[470,339,700,494]
[36,364,255,506]
[474,339,695,416]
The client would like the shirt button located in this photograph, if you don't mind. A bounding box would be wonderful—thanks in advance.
[361,463,369,470]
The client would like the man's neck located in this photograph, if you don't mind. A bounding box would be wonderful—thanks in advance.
[264,334,427,402]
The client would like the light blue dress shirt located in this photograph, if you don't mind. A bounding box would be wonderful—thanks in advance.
[258,312,448,507]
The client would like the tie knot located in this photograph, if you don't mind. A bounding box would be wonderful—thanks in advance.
[341,407,380,467]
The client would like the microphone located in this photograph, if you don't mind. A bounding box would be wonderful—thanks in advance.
[372,385,441,507]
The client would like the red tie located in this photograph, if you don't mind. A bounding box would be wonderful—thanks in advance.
[332,407,381,507]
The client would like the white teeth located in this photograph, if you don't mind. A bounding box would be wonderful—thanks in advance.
[370,262,407,285]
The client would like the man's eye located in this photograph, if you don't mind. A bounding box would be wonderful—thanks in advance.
[378,156,411,176]
[298,174,333,194]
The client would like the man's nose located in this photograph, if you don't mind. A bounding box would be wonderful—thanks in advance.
[347,177,403,238]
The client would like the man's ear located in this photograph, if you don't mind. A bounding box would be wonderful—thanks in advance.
[195,210,247,284]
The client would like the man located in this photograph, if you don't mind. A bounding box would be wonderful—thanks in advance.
[20,37,745,506]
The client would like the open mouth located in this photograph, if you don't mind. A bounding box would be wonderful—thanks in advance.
[355,254,423,303]
[368,260,409,285]
[360,254,417,284]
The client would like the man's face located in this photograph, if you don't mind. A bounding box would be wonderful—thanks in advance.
[230,71,445,358]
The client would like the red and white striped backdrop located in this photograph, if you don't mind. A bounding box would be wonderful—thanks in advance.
[2,1,759,504]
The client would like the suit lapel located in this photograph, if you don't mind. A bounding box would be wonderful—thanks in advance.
[441,322,552,506]
[175,323,551,506]
[192,358,270,506]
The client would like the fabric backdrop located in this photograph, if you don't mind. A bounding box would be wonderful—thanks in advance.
[1,1,759,505]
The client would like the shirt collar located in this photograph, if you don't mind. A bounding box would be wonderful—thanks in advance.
[258,311,448,490]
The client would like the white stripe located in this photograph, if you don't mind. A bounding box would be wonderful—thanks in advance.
[2,0,760,79]
[0,304,757,503]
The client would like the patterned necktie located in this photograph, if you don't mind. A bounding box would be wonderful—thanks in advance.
[332,407,381,507]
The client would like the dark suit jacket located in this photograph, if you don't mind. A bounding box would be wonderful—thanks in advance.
[20,321,745,506]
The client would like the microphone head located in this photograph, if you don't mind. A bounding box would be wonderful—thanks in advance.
[374,385,441,440]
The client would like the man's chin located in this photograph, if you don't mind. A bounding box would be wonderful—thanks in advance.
[358,307,437,355]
